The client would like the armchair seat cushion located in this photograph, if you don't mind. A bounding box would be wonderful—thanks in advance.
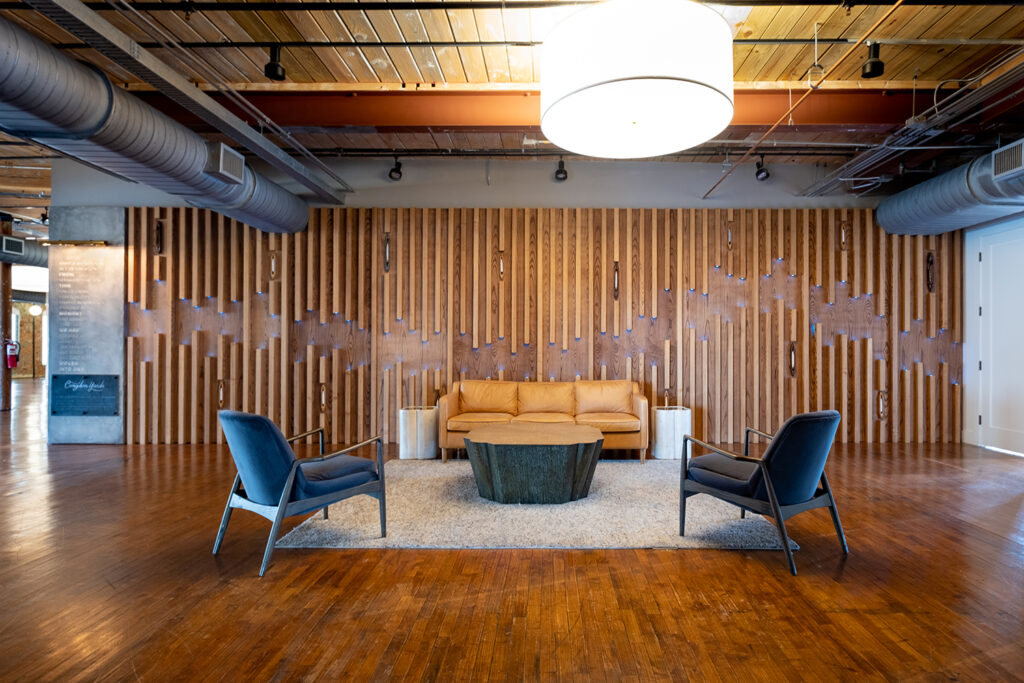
[510,412,575,424]
[686,453,760,497]
[295,455,378,500]
[447,412,514,431]
[575,412,641,432]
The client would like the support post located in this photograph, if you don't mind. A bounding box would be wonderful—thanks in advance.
[1,212,11,411]
[47,206,125,443]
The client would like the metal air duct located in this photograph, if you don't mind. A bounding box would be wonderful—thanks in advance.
[0,234,48,266]
[0,16,307,234]
[876,140,1024,235]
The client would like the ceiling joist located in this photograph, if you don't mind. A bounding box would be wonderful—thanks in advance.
[47,37,1024,50]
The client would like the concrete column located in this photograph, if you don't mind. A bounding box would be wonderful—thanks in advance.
[47,206,125,444]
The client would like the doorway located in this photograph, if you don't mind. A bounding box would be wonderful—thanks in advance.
[964,217,1024,453]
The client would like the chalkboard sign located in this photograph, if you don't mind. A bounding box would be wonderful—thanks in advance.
[51,375,119,416]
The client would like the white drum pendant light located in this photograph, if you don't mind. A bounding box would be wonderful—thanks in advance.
[541,0,735,159]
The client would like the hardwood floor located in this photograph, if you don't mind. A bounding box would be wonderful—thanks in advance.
[2,378,1023,680]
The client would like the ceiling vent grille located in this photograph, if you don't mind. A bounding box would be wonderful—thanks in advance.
[993,139,1024,182]
[206,142,246,185]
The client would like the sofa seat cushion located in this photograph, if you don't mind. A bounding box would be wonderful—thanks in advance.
[575,380,633,414]
[517,382,575,414]
[460,380,518,414]
[575,412,641,432]
[447,412,514,431]
[510,412,575,424]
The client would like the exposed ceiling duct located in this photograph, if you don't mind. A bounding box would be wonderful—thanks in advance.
[876,139,1024,235]
[0,234,47,267]
[0,16,308,234]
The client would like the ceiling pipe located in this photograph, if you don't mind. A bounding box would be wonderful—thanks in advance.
[303,147,860,159]
[0,16,308,233]
[701,0,908,199]
[802,50,1024,197]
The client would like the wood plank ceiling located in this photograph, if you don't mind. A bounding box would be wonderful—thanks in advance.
[1,2,1023,222]
[6,3,1021,88]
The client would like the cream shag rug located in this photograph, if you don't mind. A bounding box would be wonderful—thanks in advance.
[277,459,796,551]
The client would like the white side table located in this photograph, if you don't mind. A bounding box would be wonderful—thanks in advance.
[399,406,439,459]
[651,406,692,460]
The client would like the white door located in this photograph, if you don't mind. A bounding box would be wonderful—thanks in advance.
[975,222,1024,452]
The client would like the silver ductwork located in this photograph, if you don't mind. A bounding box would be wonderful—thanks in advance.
[0,234,48,267]
[877,142,1024,235]
[0,17,308,234]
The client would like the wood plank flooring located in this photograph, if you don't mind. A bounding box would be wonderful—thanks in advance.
[2,379,1023,680]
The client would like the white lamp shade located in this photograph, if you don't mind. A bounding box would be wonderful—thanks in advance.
[541,0,735,159]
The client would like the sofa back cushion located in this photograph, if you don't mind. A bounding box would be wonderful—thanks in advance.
[518,381,575,415]
[460,380,518,414]
[575,380,633,414]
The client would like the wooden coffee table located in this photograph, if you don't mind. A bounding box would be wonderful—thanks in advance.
[463,423,604,504]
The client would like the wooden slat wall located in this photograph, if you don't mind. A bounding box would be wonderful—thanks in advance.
[125,206,963,446]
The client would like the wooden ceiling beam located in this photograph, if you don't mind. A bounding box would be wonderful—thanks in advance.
[0,1,1016,10]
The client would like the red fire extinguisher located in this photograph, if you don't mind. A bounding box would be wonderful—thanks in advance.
[5,340,19,369]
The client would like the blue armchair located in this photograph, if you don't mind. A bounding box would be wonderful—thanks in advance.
[680,410,848,575]
[214,410,386,576]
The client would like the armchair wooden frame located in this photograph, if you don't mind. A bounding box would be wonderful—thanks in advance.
[213,429,387,577]
[680,427,848,576]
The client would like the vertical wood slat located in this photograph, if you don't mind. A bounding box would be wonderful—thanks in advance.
[190,330,203,443]
[138,209,149,310]
[179,344,192,444]
[124,207,963,447]
[126,336,139,444]
[217,216,227,314]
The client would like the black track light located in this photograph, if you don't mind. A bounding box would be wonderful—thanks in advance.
[264,46,286,82]
[554,159,568,182]
[388,157,403,182]
[755,155,770,182]
[862,41,884,79]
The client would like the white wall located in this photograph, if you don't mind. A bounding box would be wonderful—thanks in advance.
[314,158,878,209]
[52,157,878,210]
[51,159,182,208]
[12,265,47,292]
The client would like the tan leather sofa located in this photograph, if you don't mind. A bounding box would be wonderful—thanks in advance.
[438,379,649,462]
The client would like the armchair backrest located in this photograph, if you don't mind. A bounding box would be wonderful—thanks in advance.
[759,410,841,505]
[218,410,296,506]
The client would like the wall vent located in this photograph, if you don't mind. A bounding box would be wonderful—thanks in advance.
[206,142,246,185]
[992,139,1024,182]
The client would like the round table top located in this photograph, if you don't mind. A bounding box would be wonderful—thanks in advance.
[465,423,603,446]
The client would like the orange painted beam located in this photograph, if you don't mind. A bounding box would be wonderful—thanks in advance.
[229,90,916,128]
[136,89,916,132]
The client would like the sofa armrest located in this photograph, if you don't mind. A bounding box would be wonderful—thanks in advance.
[631,391,649,448]
[437,383,460,454]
